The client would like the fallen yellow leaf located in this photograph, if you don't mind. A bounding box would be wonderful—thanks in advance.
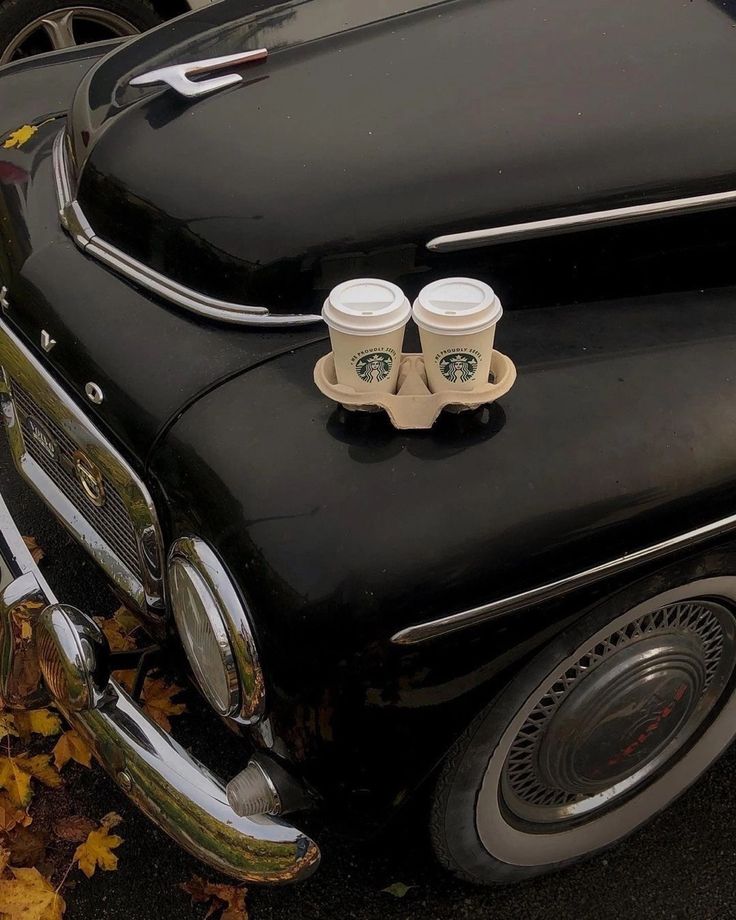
[94,614,137,651]
[181,875,249,920]
[0,866,65,918]
[21,535,44,564]
[52,730,92,771]
[0,712,18,741]
[73,813,123,878]
[10,608,33,641]
[2,125,38,150]
[0,792,32,832]
[0,753,62,807]
[111,605,141,633]
[140,676,187,732]
[13,708,62,740]
[0,757,33,808]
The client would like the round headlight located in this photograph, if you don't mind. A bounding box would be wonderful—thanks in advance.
[168,555,239,716]
[168,537,265,722]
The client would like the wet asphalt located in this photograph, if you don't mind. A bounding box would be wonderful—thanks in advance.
[2,436,736,920]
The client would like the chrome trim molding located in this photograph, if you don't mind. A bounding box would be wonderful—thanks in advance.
[391,511,736,644]
[0,317,164,612]
[426,190,736,252]
[169,536,266,724]
[130,49,268,99]
[52,132,322,327]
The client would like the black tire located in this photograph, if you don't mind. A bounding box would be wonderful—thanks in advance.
[0,0,161,64]
[430,560,736,885]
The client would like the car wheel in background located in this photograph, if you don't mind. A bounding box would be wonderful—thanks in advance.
[431,564,736,884]
[0,0,160,64]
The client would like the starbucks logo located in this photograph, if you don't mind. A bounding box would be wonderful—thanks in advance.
[439,352,478,384]
[355,352,393,384]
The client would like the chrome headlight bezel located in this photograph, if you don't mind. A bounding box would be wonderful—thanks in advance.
[167,536,265,723]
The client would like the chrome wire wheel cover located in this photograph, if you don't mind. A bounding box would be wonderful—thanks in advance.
[500,600,735,827]
[1,7,139,64]
[474,583,736,868]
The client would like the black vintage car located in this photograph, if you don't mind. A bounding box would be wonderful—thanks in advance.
[3,0,736,888]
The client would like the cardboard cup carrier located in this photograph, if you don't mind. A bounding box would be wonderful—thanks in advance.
[316,276,515,429]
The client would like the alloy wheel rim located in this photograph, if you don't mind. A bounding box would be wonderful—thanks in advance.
[500,599,736,826]
[1,7,140,64]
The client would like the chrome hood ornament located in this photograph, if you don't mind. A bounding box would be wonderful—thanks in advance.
[130,48,268,99]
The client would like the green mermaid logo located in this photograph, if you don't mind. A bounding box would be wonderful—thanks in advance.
[438,352,478,384]
[355,352,393,384]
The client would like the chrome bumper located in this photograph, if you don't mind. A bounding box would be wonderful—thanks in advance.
[0,490,319,883]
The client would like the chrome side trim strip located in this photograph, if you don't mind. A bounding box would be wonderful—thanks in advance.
[426,190,736,252]
[52,132,322,328]
[391,511,736,644]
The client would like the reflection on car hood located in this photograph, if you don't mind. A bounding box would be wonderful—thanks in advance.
[68,0,736,315]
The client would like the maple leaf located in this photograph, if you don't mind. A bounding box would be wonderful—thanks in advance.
[10,604,35,641]
[21,535,44,564]
[0,867,65,918]
[182,875,249,920]
[0,792,32,833]
[13,708,62,741]
[0,712,18,742]
[73,813,123,878]
[111,605,141,633]
[52,730,92,771]
[140,676,187,732]
[94,614,137,651]
[112,669,136,693]
[2,125,38,150]
[0,753,62,807]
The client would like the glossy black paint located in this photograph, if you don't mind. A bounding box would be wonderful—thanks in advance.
[149,285,736,820]
[5,2,736,835]
[0,92,327,465]
[72,0,736,311]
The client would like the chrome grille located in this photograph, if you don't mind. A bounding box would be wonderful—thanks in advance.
[10,378,142,580]
[0,318,163,611]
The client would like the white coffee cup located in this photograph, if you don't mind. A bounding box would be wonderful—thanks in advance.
[322,279,411,393]
[412,278,503,392]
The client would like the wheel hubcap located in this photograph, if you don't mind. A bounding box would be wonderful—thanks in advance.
[501,599,735,825]
[1,7,140,64]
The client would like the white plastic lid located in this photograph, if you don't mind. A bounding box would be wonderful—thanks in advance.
[412,277,502,335]
[322,278,411,335]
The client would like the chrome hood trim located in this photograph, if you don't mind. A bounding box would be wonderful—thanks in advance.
[52,131,322,328]
[129,49,269,98]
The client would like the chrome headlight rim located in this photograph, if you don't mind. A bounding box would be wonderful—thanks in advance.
[168,536,265,723]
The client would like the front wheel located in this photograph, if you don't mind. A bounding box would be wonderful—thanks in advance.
[431,570,736,885]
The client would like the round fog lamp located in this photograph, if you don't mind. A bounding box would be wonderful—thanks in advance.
[168,555,240,716]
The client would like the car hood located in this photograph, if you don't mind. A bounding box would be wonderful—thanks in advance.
[150,285,736,662]
[67,0,736,315]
